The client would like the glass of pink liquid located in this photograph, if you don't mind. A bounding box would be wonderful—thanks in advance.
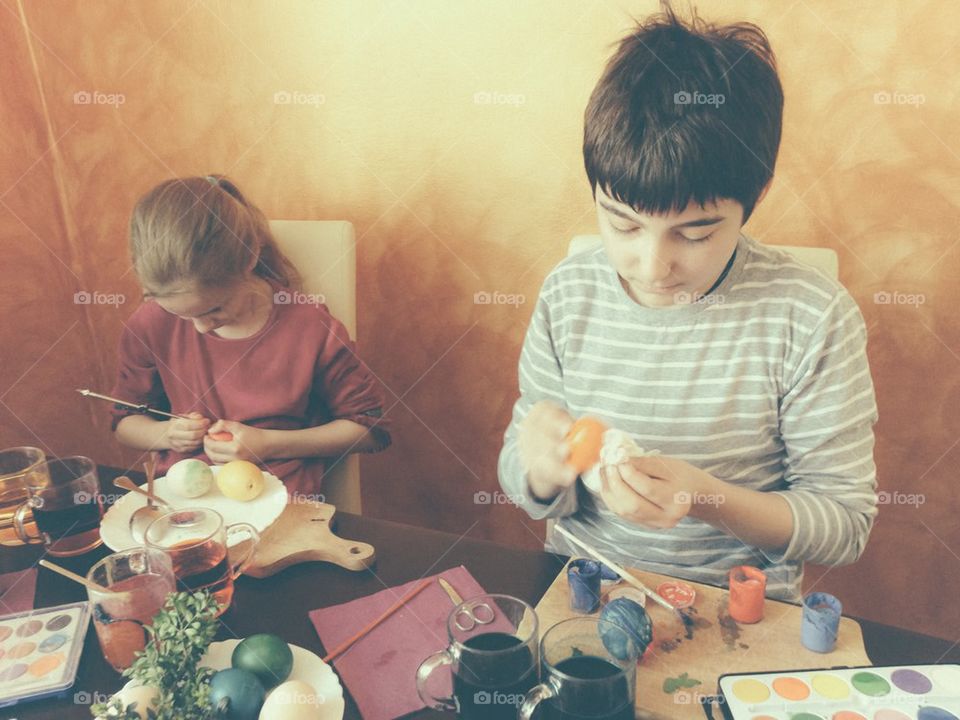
[86,547,175,672]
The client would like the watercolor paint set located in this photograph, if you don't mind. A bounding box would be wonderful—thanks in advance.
[0,601,91,708]
[709,664,960,720]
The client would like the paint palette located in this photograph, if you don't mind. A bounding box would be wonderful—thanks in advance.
[714,664,960,720]
[0,601,91,708]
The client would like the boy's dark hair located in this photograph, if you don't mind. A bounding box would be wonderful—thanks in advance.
[583,5,783,223]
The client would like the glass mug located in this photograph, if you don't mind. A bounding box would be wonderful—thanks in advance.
[144,508,259,616]
[520,617,639,720]
[13,456,104,556]
[87,547,176,672]
[417,594,539,720]
[0,447,46,546]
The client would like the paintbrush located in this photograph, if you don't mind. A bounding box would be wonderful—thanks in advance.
[554,522,679,614]
[76,389,188,420]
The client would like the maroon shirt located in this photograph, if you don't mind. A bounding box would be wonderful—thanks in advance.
[111,293,390,494]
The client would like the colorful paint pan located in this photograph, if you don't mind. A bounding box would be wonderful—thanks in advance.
[714,664,960,720]
[0,601,90,709]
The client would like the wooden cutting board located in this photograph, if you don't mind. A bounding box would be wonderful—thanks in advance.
[535,560,870,720]
[240,500,375,578]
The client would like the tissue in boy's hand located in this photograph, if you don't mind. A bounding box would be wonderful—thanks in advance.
[581,429,659,493]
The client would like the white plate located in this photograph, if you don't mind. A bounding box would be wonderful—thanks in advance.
[120,640,344,720]
[101,465,287,551]
[202,639,344,719]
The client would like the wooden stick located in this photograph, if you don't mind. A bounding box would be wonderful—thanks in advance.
[322,577,432,662]
[554,523,678,613]
[39,559,113,593]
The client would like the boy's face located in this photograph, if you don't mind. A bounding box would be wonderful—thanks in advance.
[595,187,744,307]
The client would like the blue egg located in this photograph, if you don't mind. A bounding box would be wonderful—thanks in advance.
[208,668,265,720]
[599,597,653,660]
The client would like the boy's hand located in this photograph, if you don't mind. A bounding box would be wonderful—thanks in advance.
[519,401,578,501]
[203,420,272,464]
[600,455,719,528]
[163,412,210,453]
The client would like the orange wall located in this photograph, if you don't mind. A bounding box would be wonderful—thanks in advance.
[1,1,957,639]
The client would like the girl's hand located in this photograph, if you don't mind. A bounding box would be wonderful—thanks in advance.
[600,455,720,528]
[164,412,210,453]
[519,401,578,501]
[203,420,272,464]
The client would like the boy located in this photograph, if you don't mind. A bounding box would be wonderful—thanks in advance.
[498,8,877,601]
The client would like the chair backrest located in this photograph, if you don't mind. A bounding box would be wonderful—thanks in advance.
[269,220,362,513]
[567,234,839,279]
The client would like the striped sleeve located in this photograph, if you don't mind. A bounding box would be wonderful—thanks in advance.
[773,291,879,566]
[498,284,579,520]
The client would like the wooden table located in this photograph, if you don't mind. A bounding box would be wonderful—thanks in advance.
[3,465,958,719]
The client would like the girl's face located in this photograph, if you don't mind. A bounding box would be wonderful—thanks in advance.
[149,276,267,335]
[595,186,744,307]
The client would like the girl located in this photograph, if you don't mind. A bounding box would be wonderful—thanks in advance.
[112,175,390,494]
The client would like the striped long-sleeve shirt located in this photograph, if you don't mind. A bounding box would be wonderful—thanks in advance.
[498,235,878,601]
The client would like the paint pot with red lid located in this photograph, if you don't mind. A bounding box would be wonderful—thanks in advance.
[728,566,766,624]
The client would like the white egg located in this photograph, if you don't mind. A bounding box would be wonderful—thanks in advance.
[166,458,214,498]
[259,680,326,720]
[109,684,159,719]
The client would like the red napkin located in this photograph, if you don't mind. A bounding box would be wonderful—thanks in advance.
[0,568,37,613]
[309,565,490,720]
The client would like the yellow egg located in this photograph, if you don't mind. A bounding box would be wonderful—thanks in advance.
[259,680,324,720]
[216,460,264,502]
[109,684,159,719]
[166,459,213,498]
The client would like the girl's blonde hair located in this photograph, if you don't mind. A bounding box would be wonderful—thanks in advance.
[129,175,301,294]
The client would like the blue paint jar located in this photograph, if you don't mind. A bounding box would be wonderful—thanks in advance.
[567,559,602,613]
[800,591,842,653]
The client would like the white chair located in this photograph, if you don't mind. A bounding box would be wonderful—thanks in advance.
[567,234,839,279]
[269,220,362,513]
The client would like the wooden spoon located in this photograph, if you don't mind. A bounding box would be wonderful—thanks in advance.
[115,470,170,543]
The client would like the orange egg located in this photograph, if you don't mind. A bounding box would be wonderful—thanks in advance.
[565,417,608,473]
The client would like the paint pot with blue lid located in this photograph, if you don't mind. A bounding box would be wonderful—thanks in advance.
[567,558,602,613]
[800,591,842,653]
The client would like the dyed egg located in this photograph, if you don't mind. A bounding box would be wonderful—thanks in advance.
[110,684,159,720]
[216,461,264,502]
[209,668,266,720]
[166,459,213,498]
[600,597,654,660]
[258,680,324,720]
[232,634,293,690]
[565,417,608,474]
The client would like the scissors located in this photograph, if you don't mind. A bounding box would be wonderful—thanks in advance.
[439,578,496,631]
